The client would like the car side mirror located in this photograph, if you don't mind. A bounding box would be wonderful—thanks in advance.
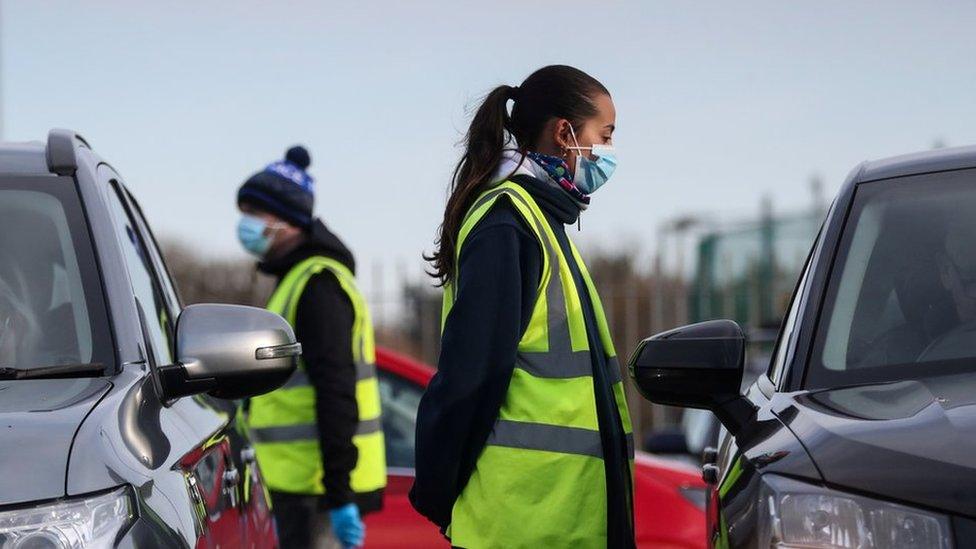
[628,320,754,435]
[158,304,300,400]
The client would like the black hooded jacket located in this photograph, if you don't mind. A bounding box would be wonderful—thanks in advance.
[410,175,634,547]
[259,219,383,512]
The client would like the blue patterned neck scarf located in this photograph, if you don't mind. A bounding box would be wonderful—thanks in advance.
[525,151,590,205]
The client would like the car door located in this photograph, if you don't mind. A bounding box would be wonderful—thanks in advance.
[101,171,248,548]
[122,190,276,547]
[126,183,279,547]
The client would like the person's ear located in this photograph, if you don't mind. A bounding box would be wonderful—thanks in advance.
[552,119,574,156]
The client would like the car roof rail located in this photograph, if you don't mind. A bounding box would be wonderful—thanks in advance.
[46,128,92,176]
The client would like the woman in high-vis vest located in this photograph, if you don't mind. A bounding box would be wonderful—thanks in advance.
[411,65,635,549]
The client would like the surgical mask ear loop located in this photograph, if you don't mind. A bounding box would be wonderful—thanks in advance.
[567,124,586,200]
[567,124,591,187]
[567,124,586,232]
[567,124,586,157]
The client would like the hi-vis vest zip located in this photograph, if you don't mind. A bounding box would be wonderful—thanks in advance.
[445,181,634,549]
[248,256,387,495]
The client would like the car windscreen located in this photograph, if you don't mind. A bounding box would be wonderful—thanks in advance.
[0,177,113,373]
[808,169,976,389]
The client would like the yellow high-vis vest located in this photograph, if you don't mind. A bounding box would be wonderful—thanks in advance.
[248,256,386,496]
[445,181,634,549]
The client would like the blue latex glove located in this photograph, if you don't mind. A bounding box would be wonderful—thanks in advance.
[329,503,365,548]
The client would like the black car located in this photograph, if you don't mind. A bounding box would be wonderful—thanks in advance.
[0,130,297,547]
[630,145,976,548]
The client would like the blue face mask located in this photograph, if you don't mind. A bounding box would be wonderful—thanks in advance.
[237,215,273,257]
[568,126,618,195]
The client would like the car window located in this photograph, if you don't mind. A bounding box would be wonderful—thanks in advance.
[377,369,422,469]
[103,176,174,365]
[122,189,182,313]
[809,169,976,388]
[767,246,815,387]
[681,408,717,456]
[0,177,113,370]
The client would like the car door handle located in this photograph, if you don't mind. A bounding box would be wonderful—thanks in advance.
[223,468,240,489]
[223,466,241,508]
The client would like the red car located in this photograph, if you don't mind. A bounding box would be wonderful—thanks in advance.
[366,347,707,549]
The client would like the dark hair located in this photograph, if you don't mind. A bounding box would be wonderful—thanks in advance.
[426,65,609,284]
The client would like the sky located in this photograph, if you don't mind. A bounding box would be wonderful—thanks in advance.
[3,1,976,283]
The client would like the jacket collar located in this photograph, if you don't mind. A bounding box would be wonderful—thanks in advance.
[493,149,587,226]
[509,174,582,226]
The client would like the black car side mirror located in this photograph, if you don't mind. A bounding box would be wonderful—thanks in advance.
[158,304,300,400]
[628,320,754,435]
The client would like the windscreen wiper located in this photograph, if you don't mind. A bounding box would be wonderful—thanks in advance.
[0,362,105,380]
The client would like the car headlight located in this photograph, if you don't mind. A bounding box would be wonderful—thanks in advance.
[0,486,135,549]
[758,475,952,548]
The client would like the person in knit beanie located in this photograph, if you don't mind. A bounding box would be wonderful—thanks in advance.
[237,146,385,549]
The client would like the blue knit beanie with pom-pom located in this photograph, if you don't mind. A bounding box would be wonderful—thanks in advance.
[237,146,315,229]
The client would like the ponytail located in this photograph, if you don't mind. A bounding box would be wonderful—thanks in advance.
[427,66,608,285]
[426,84,517,285]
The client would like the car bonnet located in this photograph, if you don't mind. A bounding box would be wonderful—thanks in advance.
[778,372,976,518]
[0,378,111,505]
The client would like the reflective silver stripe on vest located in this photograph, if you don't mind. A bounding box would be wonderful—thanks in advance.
[355,417,382,436]
[487,419,635,459]
[356,361,376,381]
[607,356,623,384]
[252,417,382,442]
[516,352,623,383]
[282,361,376,389]
[516,351,590,378]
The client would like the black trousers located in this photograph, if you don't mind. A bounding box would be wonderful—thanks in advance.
[270,491,337,549]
